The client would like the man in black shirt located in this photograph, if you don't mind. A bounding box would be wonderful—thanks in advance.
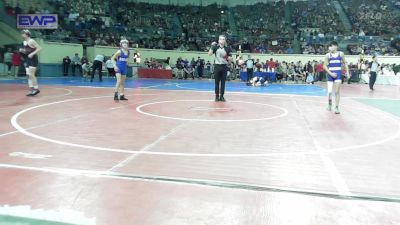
[369,56,379,91]
[62,56,71,76]
[164,57,170,65]
[175,58,184,79]
[197,56,205,79]
[208,35,232,102]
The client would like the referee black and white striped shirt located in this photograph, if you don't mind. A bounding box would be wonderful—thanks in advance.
[211,45,232,65]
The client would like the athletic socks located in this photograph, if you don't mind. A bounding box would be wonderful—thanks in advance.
[327,100,340,114]
[327,100,332,111]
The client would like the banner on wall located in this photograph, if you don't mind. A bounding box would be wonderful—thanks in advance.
[17,14,58,29]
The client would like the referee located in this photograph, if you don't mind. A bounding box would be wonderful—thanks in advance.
[91,54,104,82]
[208,35,232,102]
[245,55,255,85]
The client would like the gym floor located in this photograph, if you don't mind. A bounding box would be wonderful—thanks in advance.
[0,77,400,225]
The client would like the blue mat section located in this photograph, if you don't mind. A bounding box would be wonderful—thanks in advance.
[0,77,327,96]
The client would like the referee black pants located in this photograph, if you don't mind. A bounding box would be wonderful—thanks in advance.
[91,60,103,81]
[214,64,228,97]
[369,71,377,90]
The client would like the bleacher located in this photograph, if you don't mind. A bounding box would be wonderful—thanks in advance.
[340,0,400,36]
[3,0,46,11]
[232,2,291,53]
[2,0,400,55]
[291,0,346,36]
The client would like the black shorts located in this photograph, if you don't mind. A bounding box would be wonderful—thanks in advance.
[26,55,39,67]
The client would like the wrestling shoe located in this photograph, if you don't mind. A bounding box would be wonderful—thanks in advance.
[120,95,128,101]
[335,106,340,114]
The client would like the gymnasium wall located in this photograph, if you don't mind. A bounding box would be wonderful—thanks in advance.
[38,40,400,76]
[38,40,83,63]
[0,22,20,46]
[68,44,400,65]
[0,29,15,46]
[38,40,83,77]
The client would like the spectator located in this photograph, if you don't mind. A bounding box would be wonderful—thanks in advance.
[5,4,13,16]
[315,60,325,82]
[144,58,151,68]
[11,50,22,78]
[267,58,276,72]
[277,61,288,82]
[81,60,91,80]
[196,56,204,79]
[205,60,213,76]
[105,57,116,77]
[91,54,104,82]
[71,53,81,76]
[62,56,71,76]
[369,55,379,91]
[286,45,294,54]
[3,48,12,75]
[164,57,170,65]
[184,62,194,80]
[14,5,22,15]
[190,57,196,70]
[304,61,314,84]
[287,62,295,81]
[133,51,141,64]
[175,58,184,79]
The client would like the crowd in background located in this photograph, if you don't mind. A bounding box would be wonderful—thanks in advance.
[340,0,400,36]
[347,41,400,56]
[234,55,400,85]
[0,47,23,77]
[292,0,346,36]
[2,0,400,57]
[232,1,291,54]
[2,45,399,85]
